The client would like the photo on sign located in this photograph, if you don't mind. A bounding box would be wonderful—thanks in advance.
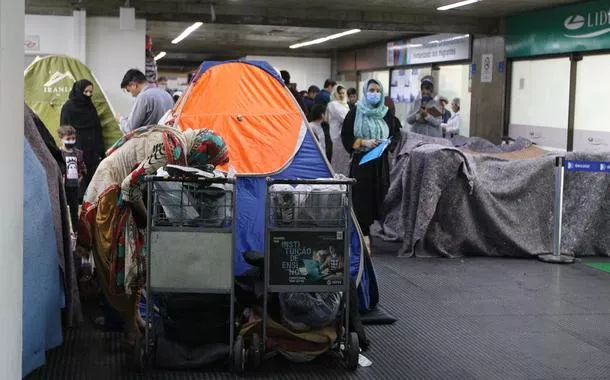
[269,231,345,286]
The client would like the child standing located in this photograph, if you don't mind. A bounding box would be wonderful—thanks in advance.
[58,125,87,232]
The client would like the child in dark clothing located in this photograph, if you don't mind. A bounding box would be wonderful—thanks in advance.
[58,125,87,233]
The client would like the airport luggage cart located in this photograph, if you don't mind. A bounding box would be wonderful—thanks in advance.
[257,178,360,371]
[137,174,240,370]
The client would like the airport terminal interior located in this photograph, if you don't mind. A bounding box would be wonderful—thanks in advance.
[1,0,609,379]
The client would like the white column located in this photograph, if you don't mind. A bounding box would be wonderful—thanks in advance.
[73,9,87,63]
[0,0,24,378]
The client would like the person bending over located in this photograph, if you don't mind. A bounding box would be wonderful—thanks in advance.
[77,125,229,350]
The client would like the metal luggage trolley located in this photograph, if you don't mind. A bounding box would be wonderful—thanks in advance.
[259,177,360,370]
[138,174,240,370]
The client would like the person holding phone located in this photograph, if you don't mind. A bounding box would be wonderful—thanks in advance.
[341,79,402,255]
[407,76,443,137]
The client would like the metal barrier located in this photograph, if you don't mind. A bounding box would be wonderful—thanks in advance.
[538,157,610,264]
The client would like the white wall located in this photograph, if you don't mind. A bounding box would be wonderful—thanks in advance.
[86,17,146,117]
[1,0,24,378]
[25,14,75,57]
[245,55,331,92]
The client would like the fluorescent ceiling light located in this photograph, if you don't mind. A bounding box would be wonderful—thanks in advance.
[290,29,361,49]
[154,51,166,61]
[171,22,203,44]
[437,0,481,11]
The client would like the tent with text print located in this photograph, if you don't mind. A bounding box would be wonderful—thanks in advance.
[24,55,121,149]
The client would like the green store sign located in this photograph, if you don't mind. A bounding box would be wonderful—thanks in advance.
[506,0,610,58]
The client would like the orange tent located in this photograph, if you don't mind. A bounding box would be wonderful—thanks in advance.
[174,61,307,175]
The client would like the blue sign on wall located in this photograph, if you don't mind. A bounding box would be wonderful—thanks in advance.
[565,160,610,173]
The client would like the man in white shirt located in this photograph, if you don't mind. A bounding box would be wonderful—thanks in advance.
[441,97,462,138]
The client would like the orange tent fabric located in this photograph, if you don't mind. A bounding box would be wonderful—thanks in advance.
[175,62,305,175]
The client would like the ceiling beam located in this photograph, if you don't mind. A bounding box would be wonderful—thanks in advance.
[156,45,333,60]
[26,2,500,35]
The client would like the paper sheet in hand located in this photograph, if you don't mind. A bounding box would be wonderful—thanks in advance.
[359,139,391,165]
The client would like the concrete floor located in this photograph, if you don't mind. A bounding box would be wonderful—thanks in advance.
[26,251,610,380]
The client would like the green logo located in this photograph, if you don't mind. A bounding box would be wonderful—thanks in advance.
[564,9,610,39]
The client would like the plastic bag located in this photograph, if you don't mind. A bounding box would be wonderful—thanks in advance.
[279,292,342,332]
[154,181,199,221]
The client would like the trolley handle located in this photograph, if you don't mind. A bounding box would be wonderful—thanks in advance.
[266,177,356,186]
[144,175,235,185]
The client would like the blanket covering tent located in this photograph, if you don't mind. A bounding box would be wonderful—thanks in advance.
[24,55,121,150]
[173,60,379,311]
[23,139,64,376]
[373,132,610,257]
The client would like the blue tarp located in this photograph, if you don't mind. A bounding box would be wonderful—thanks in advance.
[22,140,63,376]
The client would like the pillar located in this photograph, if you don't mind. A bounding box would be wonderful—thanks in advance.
[0,0,25,378]
[73,10,87,63]
[470,36,507,144]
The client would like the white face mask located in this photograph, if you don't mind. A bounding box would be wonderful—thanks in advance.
[63,139,77,148]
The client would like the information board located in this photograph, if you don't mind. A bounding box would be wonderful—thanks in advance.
[269,230,345,286]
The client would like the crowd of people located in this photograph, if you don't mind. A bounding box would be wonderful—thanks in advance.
[280,70,462,254]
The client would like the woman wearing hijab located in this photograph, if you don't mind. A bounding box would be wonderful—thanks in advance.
[327,84,351,175]
[341,79,402,254]
[77,125,229,350]
[60,79,105,191]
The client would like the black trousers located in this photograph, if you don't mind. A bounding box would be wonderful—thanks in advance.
[65,186,79,233]
[349,151,391,236]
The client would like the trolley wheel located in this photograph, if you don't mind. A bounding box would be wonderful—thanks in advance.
[233,335,246,374]
[344,332,359,371]
[249,333,262,369]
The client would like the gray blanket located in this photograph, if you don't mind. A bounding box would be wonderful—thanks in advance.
[372,132,610,257]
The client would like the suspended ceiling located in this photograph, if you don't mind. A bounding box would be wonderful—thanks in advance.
[26,0,585,69]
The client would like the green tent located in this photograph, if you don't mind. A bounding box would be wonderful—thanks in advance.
[24,55,122,149]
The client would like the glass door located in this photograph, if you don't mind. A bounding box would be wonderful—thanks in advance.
[437,64,472,137]
[573,54,610,152]
[509,58,571,150]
